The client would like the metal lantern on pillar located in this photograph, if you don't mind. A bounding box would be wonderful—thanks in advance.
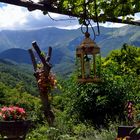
[76,31,101,83]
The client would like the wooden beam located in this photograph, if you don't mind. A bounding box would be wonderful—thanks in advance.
[0,0,48,11]
[0,0,140,26]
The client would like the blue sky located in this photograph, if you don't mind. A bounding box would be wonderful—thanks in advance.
[0,1,140,30]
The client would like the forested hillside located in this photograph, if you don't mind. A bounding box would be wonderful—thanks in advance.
[0,59,44,131]
[0,59,38,96]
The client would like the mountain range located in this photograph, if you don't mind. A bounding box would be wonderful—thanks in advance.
[0,25,140,74]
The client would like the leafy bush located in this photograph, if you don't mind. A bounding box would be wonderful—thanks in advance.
[0,82,44,124]
[53,44,140,127]
[26,121,118,140]
[27,125,48,140]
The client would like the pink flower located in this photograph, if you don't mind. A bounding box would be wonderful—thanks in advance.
[0,106,26,121]
[1,107,8,112]
[9,107,15,112]
[17,108,25,114]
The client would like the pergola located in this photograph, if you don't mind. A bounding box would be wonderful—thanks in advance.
[0,0,140,26]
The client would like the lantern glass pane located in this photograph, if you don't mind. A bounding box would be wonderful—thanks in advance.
[76,56,82,78]
[84,54,91,78]
[94,54,101,78]
[84,54,92,78]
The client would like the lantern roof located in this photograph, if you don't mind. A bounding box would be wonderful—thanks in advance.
[79,32,99,49]
[76,32,100,55]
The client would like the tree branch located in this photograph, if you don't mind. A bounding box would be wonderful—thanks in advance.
[28,48,37,71]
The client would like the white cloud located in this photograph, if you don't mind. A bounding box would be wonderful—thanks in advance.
[100,22,126,28]
[0,5,29,29]
[135,13,140,20]
[0,3,79,30]
[32,0,39,2]
[0,3,140,30]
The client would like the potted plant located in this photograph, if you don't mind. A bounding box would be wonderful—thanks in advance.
[117,101,135,139]
[0,106,31,140]
[129,113,140,139]
[117,102,140,139]
[135,113,140,127]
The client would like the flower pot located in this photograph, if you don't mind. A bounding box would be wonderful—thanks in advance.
[0,120,31,140]
[117,125,140,140]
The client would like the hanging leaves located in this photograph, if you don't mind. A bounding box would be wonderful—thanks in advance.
[53,0,140,23]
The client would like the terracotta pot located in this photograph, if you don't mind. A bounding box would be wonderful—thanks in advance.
[0,120,31,140]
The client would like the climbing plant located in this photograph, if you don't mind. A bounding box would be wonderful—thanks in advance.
[41,0,140,23]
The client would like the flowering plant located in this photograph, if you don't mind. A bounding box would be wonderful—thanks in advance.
[0,106,26,121]
[37,70,57,92]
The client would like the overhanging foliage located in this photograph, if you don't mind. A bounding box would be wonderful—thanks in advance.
[0,0,140,26]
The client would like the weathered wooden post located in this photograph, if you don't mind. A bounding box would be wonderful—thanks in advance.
[28,41,55,126]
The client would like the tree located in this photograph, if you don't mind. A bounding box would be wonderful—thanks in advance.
[29,41,55,126]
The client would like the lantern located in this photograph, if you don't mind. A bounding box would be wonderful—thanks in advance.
[76,31,101,83]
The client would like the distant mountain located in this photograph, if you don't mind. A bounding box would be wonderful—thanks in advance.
[0,48,31,64]
[0,47,74,66]
[99,25,140,55]
[0,26,118,53]
[1,25,139,54]
[0,27,82,69]
[0,27,81,52]
[0,25,140,75]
